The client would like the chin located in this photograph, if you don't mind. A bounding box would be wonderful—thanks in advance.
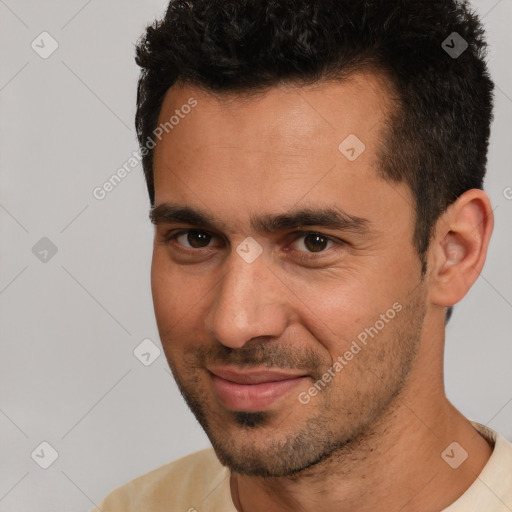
[201,408,355,477]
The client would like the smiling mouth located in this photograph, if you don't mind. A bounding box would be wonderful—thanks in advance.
[207,366,310,412]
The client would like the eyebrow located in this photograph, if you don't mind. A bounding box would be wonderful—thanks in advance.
[150,203,372,236]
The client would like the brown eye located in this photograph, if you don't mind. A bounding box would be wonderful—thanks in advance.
[291,232,334,253]
[177,230,212,249]
[303,233,329,252]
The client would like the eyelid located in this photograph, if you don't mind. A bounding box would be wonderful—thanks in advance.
[162,228,223,249]
[163,228,345,256]
[287,230,344,256]
[289,229,339,240]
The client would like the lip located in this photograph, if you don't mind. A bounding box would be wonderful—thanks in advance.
[208,366,309,412]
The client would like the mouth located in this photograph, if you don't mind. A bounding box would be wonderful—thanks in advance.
[207,366,310,412]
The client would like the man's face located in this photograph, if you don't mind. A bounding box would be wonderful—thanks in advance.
[151,72,429,477]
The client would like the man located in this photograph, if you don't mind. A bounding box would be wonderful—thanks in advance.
[95,0,512,510]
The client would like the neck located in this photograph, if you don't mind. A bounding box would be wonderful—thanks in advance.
[230,372,493,512]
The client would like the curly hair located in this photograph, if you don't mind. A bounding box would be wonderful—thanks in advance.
[135,0,494,279]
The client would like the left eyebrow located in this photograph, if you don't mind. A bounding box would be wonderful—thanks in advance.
[251,207,372,236]
[150,203,372,236]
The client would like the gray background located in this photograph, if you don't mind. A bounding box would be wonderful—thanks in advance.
[0,1,511,510]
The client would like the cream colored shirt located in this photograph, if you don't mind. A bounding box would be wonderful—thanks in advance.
[94,422,512,511]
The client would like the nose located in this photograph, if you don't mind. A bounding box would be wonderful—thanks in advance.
[204,248,289,349]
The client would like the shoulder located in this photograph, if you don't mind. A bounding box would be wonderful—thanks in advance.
[94,447,233,512]
[443,422,512,511]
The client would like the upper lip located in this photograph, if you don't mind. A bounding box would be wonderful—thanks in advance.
[208,366,307,385]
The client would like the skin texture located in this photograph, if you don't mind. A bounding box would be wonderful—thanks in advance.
[151,71,494,512]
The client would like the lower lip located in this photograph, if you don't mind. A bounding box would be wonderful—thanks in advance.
[210,374,309,412]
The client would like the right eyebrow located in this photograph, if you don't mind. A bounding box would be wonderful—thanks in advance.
[150,202,373,237]
[150,203,221,230]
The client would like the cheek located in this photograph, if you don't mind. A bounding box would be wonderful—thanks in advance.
[151,250,195,330]
[150,249,217,348]
[288,277,368,354]
[293,270,402,359]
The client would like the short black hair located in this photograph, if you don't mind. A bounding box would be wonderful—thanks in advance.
[135,0,494,277]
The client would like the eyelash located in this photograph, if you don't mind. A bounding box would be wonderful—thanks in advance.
[161,229,344,260]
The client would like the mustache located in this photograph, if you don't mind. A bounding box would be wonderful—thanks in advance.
[189,341,325,376]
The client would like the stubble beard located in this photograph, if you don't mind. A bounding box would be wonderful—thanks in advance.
[163,287,426,478]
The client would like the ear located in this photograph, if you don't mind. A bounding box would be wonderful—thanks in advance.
[427,189,494,308]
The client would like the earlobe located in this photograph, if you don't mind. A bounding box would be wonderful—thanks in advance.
[428,189,494,308]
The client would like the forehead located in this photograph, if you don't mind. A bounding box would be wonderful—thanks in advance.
[152,71,411,229]
[155,70,392,155]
